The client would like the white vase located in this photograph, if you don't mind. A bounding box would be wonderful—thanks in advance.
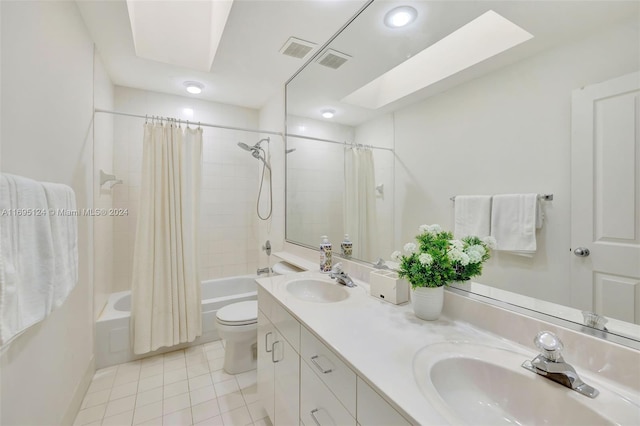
[411,286,444,321]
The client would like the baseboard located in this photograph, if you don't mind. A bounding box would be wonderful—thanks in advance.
[61,355,95,426]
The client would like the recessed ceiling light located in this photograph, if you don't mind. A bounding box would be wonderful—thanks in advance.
[321,109,335,119]
[384,6,417,28]
[184,81,203,95]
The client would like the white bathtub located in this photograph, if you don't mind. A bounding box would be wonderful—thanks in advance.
[96,275,257,368]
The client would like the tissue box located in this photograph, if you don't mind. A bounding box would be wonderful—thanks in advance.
[369,270,409,304]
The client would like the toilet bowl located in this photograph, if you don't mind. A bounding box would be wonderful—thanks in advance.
[215,300,258,374]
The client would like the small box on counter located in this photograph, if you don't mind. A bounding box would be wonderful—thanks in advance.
[368,270,409,305]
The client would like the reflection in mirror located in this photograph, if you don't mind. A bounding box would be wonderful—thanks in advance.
[286,0,640,344]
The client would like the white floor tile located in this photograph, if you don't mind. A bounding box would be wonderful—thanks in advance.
[136,387,164,408]
[190,385,217,406]
[194,414,224,426]
[252,417,272,426]
[74,404,106,426]
[240,385,259,405]
[164,379,189,399]
[235,370,256,390]
[76,340,261,426]
[163,393,191,415]
[210,370,234,384]
[208,358,225,372]
[246,401,267,423]
[140,363,164,379]
[220,406,252,426]
[191,399,221,424]
[162,407,192,426]
[105,395,137,418]
[110,382,138,400]
[81,388,110,409]
[138,374,164,393]
[216,392,245,414]
[164,358,187,373]
[213,379,239,397]
[188,373,213,391]
[102,409,134,426]
[133,401,163,425]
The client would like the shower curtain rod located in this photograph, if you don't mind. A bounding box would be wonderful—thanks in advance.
[286,132,395,152]
[94,108,283,137]
[95,109,394,152]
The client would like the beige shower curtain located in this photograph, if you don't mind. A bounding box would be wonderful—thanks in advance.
[344,147,377,261]
[131,122,202,354]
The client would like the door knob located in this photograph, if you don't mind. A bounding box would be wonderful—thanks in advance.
[573,247,590,257]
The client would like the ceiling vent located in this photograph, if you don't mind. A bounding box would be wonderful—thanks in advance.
[315,48,352,70]
[279,37,317,59]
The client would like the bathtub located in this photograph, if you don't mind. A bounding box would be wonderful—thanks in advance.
[96,275,257,368]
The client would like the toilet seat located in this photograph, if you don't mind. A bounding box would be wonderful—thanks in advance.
[216,300,257,326]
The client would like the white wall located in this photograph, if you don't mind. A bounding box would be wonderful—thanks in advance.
[1,1,96,424]
[93,53,115,318]
[258,91,286,269]
[393,18,639,305]
[111,87,261,290]
[286,115,354,250]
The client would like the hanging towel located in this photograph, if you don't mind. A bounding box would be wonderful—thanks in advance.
[0,174,55,347]
[490,193,540,257]
[42,182,78,309]
[454,195,492,239]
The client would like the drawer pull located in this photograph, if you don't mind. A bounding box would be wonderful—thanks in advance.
[310,409,322,426]
[271,340,281,363]
[265,331,273,353]
[311,355,333,374]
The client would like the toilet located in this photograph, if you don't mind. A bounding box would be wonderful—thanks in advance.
[215,300,258,374]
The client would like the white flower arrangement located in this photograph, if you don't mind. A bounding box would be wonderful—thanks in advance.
[392,224,493,288]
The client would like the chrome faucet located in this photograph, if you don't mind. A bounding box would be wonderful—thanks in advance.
[522,331,599,398]
[257,267,271,276]
[329,263,356,287]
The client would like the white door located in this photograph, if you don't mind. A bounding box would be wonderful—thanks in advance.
[571,72,640,324]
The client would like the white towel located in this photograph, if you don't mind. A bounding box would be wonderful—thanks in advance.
[454,195,492,239]
[0,174,55,347]
[490,193,541,257]
[42,182,78,309]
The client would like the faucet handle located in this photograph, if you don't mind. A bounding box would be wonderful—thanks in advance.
[534,331,564,361]
[331,263,343,274]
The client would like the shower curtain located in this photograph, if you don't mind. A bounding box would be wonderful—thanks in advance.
[131,122,203,354]
[344,147,377,261]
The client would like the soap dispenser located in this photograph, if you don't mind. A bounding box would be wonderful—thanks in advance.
[320,236,332,272]
[341,234,353,258]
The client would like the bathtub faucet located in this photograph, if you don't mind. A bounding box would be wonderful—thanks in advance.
[257,267,271,276]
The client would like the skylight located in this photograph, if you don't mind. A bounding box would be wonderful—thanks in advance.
[126,0,234,72]
[341,10,533,109]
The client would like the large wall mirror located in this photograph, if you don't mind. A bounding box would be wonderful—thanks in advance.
[286,0,640,344]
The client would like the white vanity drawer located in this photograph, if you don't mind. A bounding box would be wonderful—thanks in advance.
[356,377,411,426]
[300,360,356,426]
[301,326,356,417]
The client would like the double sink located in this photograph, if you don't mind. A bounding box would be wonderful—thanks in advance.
[282,276,639,425]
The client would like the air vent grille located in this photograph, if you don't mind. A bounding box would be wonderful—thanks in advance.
[279,37,317,59]
[316,48,351,70]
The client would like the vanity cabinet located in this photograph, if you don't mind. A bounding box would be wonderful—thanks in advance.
[258,287,411,426]
[257,292,300,425]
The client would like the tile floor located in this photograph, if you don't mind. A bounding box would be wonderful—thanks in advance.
[74,341,271,426]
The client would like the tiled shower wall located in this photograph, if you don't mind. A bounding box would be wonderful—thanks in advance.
[110,87,261,292]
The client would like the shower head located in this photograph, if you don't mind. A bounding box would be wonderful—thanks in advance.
[237,142,253,152]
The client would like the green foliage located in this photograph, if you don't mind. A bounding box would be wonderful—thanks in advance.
[394,226,494,289]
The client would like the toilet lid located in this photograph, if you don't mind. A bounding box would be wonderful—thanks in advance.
[216,301,257,325]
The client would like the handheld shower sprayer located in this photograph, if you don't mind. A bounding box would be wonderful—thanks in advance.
[237,137,273,220]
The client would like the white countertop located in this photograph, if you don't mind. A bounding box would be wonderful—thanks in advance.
[256,271,541,425]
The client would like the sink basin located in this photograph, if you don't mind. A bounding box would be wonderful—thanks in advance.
[286,279,349,303]
[413,342,639,425]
